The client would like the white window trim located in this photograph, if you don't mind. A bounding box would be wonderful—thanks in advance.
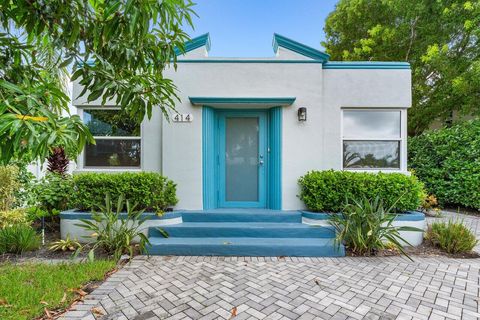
[340,108,408,173]
[76,107,144,171]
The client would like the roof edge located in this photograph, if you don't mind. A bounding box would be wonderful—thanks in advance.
[323,61,410,69]
[175,33,211,56]
[272,33,330,62]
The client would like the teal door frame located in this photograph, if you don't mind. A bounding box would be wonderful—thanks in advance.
[217,110,267,208]
[203,106,282,210]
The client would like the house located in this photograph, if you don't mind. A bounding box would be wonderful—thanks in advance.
[72,33,411,212]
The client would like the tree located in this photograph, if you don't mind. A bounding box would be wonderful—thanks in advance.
[323,0,480,135]
[0,0,195,164]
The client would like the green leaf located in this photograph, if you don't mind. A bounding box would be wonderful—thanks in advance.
[87,90,103,102]
[68,23,80,48]
[0,80,23,94]
[87,249,95,262]
[59,56,74,69]
[157,228,169,238]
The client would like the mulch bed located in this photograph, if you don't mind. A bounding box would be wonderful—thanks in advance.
[0,228,110,264]
[404,243,480,259]
[0,230,72,264]
[345,243,480,259]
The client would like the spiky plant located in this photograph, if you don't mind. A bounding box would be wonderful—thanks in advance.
[47,147,69,175]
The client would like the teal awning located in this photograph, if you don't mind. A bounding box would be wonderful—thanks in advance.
[188,97,296,107]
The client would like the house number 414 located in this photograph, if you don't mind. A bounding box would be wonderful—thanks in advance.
[172,113,193,122]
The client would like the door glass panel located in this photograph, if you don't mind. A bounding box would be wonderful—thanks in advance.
[225,117,259,202]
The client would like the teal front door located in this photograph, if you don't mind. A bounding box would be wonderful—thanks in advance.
[217,111,267,208]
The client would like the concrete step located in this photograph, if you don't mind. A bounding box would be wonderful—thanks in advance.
[150,222,335,238]
[146,237,345,257]
[181,210,301,223]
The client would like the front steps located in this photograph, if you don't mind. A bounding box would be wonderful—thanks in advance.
[145,210,345,257]
[181,210,302,223]
[149,222,335,238]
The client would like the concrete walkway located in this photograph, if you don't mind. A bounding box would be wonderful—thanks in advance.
[63,211,480,320]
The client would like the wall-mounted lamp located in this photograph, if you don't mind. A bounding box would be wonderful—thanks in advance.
[297,107,307,122]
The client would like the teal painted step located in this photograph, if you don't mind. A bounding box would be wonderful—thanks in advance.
[146,237,345,257]
[181,210,301,223]
[150,222,335,238]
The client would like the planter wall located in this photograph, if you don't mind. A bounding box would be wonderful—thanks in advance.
[301,211,426,247]
[60,209,426,247]
[60,210,182,243]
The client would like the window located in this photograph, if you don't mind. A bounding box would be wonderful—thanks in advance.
[342,110,402,170]
[82,109,141,168]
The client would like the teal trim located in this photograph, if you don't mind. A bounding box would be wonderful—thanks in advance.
[268,107,282,210]
[175,33,211,56]
[395,211,425,221]
[177,59,323,64]
[202,106,216,210]
[176,60,409,69]
[323,61,411,69]
[203,108,282,210]
[217,111,268,208]
[60,209,182,220]
[272,33,330,62]
[190,97,296,105]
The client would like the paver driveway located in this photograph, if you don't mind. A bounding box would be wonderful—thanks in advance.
[63,211,480,320]
[62,256,480,320]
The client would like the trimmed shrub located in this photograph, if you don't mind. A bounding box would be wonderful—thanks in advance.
[30,173,74,214]
[409,119,480,209]
[72,172,178,211]
[298,170,425,212]
[425,220,478,254]
[0,224,41,254]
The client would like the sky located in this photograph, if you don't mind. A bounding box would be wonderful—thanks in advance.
[185,0,338,57]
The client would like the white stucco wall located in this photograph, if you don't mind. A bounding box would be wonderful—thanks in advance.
[71,46,411,211]
[162,61,325,209]
[161,62,411,210]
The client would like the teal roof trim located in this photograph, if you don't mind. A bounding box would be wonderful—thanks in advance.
[177,59,323,64]
[189,97,296,105]
[272,33,330,62]
[323,61,411,69]
[175,33,211,56]
[176,60,409,69]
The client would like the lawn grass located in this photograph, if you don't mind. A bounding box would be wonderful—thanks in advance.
[0,260,116,320]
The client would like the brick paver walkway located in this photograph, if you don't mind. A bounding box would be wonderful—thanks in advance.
[63,211,480,320]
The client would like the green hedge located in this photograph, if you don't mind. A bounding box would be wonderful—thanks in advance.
[72,172,178,211]
[409,119,480,209]
[298,170,425,212]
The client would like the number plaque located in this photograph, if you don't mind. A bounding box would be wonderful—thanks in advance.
[172,113,193,122]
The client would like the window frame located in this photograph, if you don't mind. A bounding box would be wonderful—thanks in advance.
[340,108,407,172]
[77,107,143,171]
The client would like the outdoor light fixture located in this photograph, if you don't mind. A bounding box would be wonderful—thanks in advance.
[298,107,307,121]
